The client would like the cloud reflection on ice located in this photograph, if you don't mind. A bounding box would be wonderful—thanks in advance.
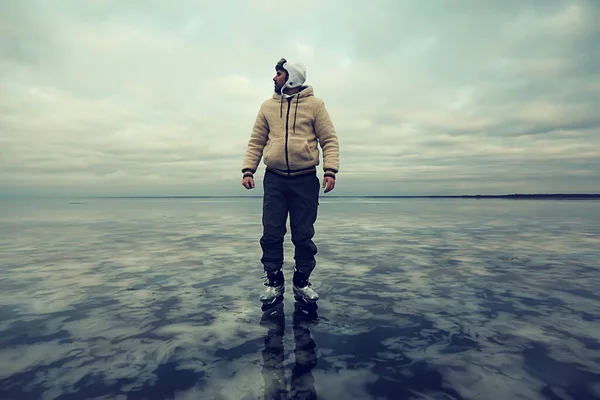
[1,197,599,399]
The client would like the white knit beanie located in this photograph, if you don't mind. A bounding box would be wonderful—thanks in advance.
[280,60,306,94]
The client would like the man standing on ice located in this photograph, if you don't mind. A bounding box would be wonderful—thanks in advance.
[241,58,339,306]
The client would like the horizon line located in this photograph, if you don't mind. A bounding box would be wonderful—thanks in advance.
[76,193,600,199]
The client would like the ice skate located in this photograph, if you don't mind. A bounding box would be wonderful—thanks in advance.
[292,269,319,304]
[260,270,285,306]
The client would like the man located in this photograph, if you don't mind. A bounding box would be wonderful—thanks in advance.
[241,58,339,306]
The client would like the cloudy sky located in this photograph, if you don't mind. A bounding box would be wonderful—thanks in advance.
[1,0,599,197]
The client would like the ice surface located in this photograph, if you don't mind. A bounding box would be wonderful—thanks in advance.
[0,197,599,399]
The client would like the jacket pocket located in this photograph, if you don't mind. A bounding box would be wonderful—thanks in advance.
[287,137,315,168]
[263,137,287,170]
[263,141,272,163]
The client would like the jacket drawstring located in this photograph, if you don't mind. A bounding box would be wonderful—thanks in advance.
[279,92,301,132]
[293,95,299,135]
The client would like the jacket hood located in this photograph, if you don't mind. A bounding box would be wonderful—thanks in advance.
[272,85,314,100]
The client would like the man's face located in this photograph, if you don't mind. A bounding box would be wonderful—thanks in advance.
[273,69,287,93]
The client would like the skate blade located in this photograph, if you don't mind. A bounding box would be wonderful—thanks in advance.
[294,294,318,305]
[261,295,284,312]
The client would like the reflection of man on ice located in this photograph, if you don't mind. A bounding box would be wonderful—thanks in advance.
[241,58,340,306]
[261,302,319,399]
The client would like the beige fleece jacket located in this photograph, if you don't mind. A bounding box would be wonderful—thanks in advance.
[242,85,339,178]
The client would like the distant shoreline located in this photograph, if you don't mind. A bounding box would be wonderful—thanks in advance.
[90,194,600,200]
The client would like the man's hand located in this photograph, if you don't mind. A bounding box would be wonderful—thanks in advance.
[322,176,335,193]
[242,176,255,189]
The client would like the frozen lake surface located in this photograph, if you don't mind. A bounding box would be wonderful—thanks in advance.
[1,197,599,399]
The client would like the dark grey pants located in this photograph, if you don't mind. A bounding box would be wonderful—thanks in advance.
[260,169,320,276]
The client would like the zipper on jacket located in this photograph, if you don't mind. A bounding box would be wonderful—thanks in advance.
[284,97,292,175]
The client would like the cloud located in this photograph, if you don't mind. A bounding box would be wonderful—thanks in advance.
[1,0,599,196]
